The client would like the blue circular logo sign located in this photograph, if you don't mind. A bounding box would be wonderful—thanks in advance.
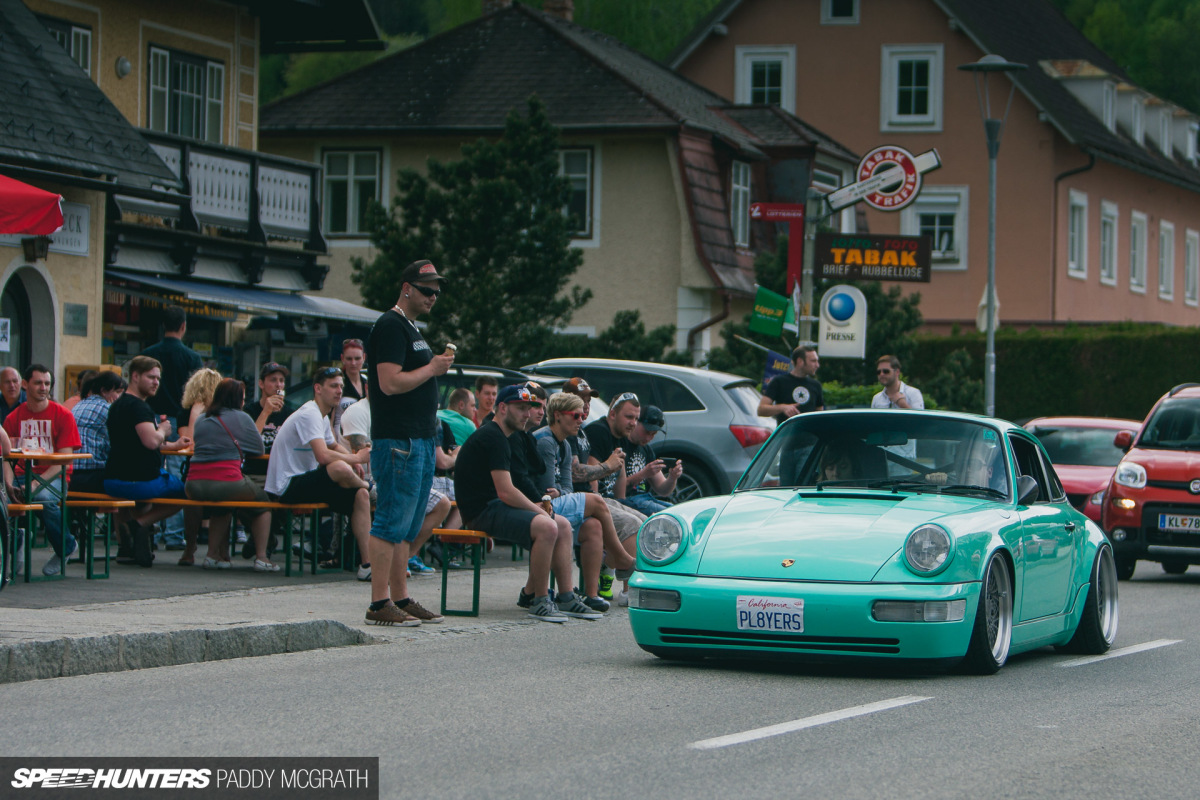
[826,292,856,325]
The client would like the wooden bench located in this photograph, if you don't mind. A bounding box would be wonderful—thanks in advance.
[433,528,491,617]
[7,502,43,584]
[66,492,329,577]
[64,498,136,579]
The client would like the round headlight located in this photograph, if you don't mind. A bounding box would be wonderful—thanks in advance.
[1114,461,1146,489]
[905,524,952,574]
[639,516,684,563]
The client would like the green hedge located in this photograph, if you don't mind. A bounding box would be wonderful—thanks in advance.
[906,324,1200,421]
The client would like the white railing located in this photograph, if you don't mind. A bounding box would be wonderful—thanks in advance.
[189,151,252,230]
[258,165,312,239]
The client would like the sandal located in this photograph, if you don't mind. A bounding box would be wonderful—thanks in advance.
[177,555,194,566]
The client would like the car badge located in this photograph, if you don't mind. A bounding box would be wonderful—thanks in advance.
[782,559,795,568]
[1190,479,1200,495]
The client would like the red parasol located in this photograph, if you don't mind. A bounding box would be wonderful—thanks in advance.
[0,173,64,235]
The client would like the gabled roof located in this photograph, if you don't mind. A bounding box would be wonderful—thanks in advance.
[669,0,1200,194]
[0,0,179,190]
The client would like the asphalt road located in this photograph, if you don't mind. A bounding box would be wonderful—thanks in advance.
[4,571,1200,799]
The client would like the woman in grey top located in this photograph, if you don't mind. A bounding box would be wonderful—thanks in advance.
[185,378,277,572]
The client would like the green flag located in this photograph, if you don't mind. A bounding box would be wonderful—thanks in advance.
[749,286,788,336]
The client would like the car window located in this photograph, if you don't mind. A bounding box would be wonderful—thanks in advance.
[652,376,704,412]
[1029,425,1128,467]
[576,368,659,409]
[1138,397,1200,449]
[725,381,768,419]
[1009,434,1053,504]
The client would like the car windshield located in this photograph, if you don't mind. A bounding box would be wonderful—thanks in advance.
[737,412,1010,500]
[1029,425,1128,467]
[1138,397,1200,449]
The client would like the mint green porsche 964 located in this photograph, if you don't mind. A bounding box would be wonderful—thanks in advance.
[628,410,1118,673]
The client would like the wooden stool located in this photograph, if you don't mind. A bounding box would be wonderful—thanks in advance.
[65,499,136,579]
[7,503,44,583]
[434,528,490,616]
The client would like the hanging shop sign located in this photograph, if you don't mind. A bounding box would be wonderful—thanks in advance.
[815,233,931,282]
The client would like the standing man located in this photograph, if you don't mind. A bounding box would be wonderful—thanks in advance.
[141,305,202,550]
[3,364,82,575]
[363,259,453,627]
[871,355,924,409]
[473,376,498,428]
[438,387,476,447]
[0,366,26,425]
[758,345,823,422]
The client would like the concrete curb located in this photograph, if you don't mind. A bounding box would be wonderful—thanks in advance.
[0,620,376,684]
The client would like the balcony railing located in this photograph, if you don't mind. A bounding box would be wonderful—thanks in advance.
[117,131,326,253]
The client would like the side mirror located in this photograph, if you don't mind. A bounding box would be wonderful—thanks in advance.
[1113,430,1134,451]
[1017,475,1040,506]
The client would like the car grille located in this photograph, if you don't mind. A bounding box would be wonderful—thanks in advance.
[658,627,901,655]
[1143,502,1200,547]
[1147,480,1199,492]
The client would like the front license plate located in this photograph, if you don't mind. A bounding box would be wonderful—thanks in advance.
[736,596,804,632]
[1158,514,1200,532]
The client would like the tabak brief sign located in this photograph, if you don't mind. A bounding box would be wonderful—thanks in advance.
[818,284,867,359]
[815,233,931,282]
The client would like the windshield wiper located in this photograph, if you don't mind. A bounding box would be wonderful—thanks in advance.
[866,478,943,494]
[941,484,1008,500]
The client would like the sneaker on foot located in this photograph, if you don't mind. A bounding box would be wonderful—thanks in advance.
[253,559,281,573]
[616,590,629,607]
[407,556,435,575]
[365,602,420,627]
[555,591,603,620]
[583,594,610,613]
[400,599,443,623]
[598,570,615,600]
[42,539,78,576]
[517,588,535,609]
[527,595,568,623]
[356,563,372,581]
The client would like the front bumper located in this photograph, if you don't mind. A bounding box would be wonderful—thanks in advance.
[1108,500,1200,564]
[628,573,980,662]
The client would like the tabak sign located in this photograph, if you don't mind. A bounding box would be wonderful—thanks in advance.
[815,233,931,283]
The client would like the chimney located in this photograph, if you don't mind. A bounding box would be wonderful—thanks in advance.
[543,0,574,21]
[482,0,512,14]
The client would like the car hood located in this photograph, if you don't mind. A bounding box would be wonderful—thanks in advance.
[1125,448,1200,479]
[1055,465,1116,494]
[695,491,993,582]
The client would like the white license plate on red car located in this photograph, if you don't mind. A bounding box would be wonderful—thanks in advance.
[1158,514,1200,532]
[736,596,804,632]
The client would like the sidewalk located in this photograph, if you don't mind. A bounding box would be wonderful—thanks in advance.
[0,547,546,684]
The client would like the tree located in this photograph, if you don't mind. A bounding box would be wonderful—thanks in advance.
[923,348,983,413]
[352,96,591,366]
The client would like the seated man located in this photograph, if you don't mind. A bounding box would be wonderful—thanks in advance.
[437,387,477,450]
[617,405,683,516]
[3,364,83,576]
[455,384,601,622]
[103,356,194,567]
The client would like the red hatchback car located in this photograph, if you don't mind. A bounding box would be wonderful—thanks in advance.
[1025,416,1140,524]
[1102,383,1200,579]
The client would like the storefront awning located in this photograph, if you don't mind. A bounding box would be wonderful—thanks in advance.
[106,269,381,324]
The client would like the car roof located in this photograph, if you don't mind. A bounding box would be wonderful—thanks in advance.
[803,407,1025,433]
[1160,383,1200,401]
[522,357,751,385]
[1024,416,1141,430]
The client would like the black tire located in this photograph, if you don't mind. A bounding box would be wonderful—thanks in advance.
[669,465,717,504]
[1162,560,1189,575]
[1115,556,1136,581]
[1061,545,1119,655]
[962,553,1013,675]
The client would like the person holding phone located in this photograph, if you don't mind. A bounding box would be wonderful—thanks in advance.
[618,405,682,517]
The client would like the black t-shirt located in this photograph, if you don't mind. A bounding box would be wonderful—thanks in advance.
[507,429,545,504]
[243,400,293,475]
[435,420,456,478]
[585,419,626,498]
[105,393,162,482]
[568,429,592,493]
[765,374,824,422]
[454,421,511,524]
[624,441,655,497]
[141,337,203,420]
[366,310,437,440]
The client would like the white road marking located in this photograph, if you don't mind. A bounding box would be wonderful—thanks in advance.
[688,695,932,751]
[1057,638,1182,668]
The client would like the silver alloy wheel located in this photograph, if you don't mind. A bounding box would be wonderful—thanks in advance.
[670,472,705,504]
[984,555,1013,664]
[1095,546,1119,644]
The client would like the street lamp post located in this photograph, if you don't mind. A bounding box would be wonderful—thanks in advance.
[958,54,1026,418]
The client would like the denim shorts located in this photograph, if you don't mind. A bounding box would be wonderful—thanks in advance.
[104,471,186,501]
[370,436,435,544]
[550,492,587,540]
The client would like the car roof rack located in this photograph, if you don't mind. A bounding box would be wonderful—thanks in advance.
[1168,382,1200,396]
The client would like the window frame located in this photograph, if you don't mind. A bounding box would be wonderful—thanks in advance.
[1186,229,1199,307]
[1130,210,1148,293]
[146,45,226,144]
[1159,219,1176,301]
[1102,82,1116,132]
[812,161,856,234]
[821,0,859,24]
[39,15,92,77]
[322,149,382,238]
[900,185,968,271]
[1099,201,1118,286]
[1159,110,1172,158]
[730,161,751,248]
[1067,190,1088,279]
[734,45,796,113]
[558,146,597,242]
[880,44,943,132]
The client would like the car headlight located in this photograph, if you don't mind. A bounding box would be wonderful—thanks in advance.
[1090,489,1105,505]
[904,524,952,574]
[639,516,685,563]
[1114,461,1146,489]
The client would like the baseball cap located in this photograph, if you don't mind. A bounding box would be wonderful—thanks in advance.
[496,383,538,405]
[639,405,666,432]
[399,259,448,285]
[260,361,290,380]
[562,377,596,399]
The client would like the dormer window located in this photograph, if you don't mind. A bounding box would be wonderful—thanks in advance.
[1102,82,1116,131]
[1160,111,1172,157]
[1132,99,1143,145]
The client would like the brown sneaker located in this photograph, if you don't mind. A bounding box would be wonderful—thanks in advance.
[365,601,420,627]
[399,598,444,623]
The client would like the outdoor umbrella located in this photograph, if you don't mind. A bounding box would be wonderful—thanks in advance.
[0,173,63,235]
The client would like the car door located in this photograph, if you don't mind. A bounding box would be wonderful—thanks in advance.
[1010,434,1076,620]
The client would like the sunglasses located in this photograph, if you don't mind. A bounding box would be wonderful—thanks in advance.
[342,339,363,350]
[564,411,585,421]
[413,285,441,299]
[877,368,893,375]
[315,367,343,380]
[614,392,639,406]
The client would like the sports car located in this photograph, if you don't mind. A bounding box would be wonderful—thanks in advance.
[628,410,1118,673]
